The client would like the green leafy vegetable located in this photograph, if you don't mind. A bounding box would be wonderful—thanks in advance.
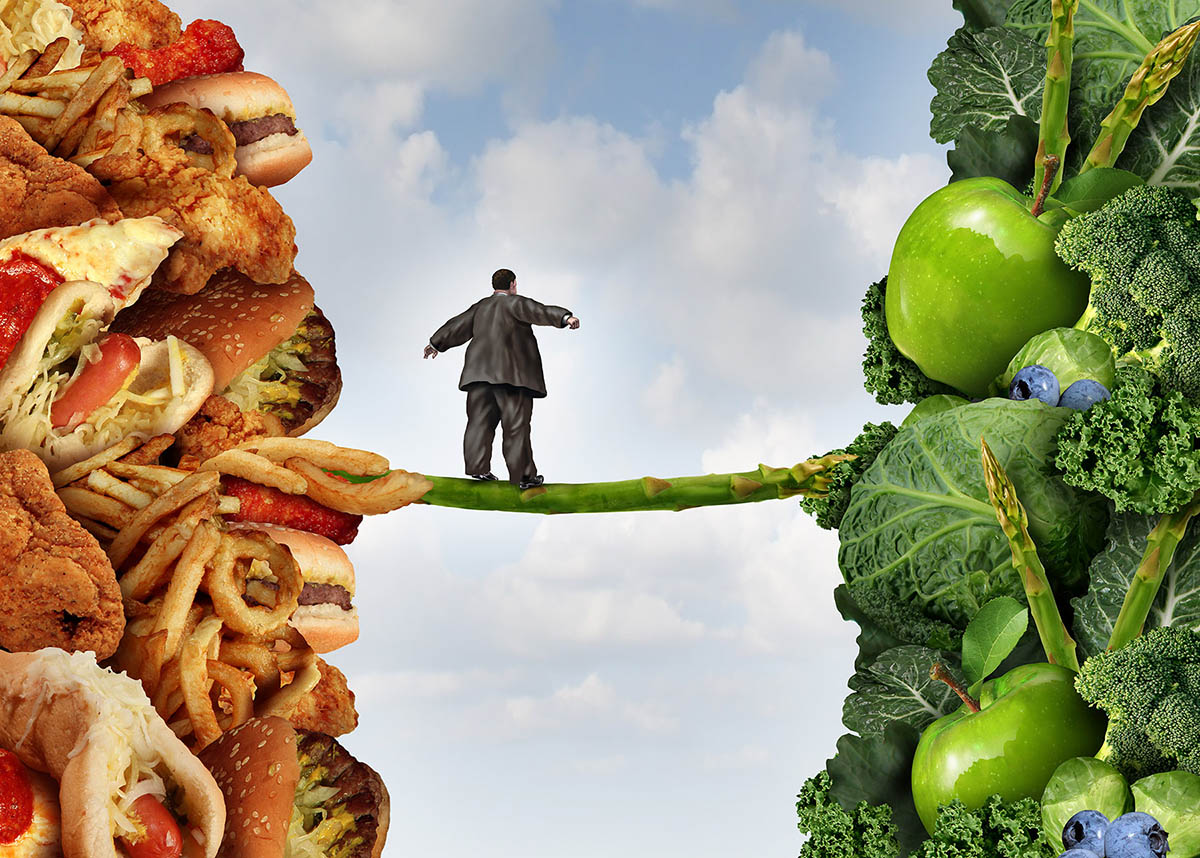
[796,770,902,858]
[961,597,1030,697]
[861,278,960,406]
[1073,504,1200,656]
[1054,367,1200,516]
[1075,625,1200,780]
[800,422,900,531]
[947,115,1041,187]
[955,0,1014,31]
[839,399,1109,631]
[996,327,1116,395]
[843,646,963,739]
[836,583,963,665]
[928,26,1045,145]
[913,795,1054,858]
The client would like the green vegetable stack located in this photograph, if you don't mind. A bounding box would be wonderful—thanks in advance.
[397,1,1200,854]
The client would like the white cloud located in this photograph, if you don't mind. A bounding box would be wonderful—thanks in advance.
[701,744,770,771]
[504,673,679,733]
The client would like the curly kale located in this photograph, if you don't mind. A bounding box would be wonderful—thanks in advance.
[1075,625,1200,781]
[915,797,1052,858]
[800,422,900,531]
[796,771,902,858]
[842,579,963,653]
[1054,365,1200,515]
[1055,184,1200,401]
[862,277,960,405]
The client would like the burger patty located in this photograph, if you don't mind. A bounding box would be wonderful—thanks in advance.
[246,580,353,610]
[182,113,299,154]
[296,731,388,858]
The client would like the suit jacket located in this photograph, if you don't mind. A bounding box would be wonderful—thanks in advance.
[429,293,571,397]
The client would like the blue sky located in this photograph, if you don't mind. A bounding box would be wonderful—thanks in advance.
[169,1,962,854]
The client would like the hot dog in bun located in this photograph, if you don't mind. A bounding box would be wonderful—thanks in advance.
[141,71,312,187]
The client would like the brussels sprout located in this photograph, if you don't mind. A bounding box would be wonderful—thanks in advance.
[1042,757,1132,852]
[996,328,1116,395]
[1132,771,1200,858]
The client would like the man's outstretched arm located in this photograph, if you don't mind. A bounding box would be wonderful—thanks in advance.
[511,295,578,328]
[424,305,478,358]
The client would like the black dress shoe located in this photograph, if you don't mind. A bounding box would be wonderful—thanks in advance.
[519,475,545,489]
[470,472,498,481]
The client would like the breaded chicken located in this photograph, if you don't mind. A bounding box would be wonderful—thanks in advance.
[0,116,120,240]
[174,395,284,469]
[0,449,124,658]
[58,0,181,51]
[288,657,359,737]
[90,149,297,294]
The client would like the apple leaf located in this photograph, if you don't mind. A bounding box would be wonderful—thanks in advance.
[947,114,1039,189]
[961,596,1029,697]
[1073,508,1200,658]
[843,645,962,738]
[1043,168,1145,215]
[929,25,1045,145]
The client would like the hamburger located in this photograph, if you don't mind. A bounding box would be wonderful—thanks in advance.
[233,522,359,654]
[111,268,341,436]
[199,717,389,858]
[140,71,312,187]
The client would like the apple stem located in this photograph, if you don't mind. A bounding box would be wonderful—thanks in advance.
[930,662,980,713]
[1030,154,1061,218]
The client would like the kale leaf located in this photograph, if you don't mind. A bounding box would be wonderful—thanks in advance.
[842,645,962,739]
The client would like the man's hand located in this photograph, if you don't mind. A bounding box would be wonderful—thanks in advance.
[423,344,438,359]
[566,316,580,330]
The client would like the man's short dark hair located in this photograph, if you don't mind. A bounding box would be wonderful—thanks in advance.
[492,268,516,291]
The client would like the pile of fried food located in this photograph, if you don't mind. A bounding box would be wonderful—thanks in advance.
[0,1,426,856]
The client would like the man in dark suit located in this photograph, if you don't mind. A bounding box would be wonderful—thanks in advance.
[423,269,580,488]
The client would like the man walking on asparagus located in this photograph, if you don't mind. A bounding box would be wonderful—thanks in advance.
[423,268,580,489]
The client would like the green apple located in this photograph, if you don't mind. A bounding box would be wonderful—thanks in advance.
[911,662,1106,834]
[886,177,1092,398]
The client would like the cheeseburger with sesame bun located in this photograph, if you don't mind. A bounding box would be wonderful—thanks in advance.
[198,716,389,858]
[111,268,341,435]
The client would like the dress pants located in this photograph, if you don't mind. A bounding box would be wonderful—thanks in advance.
[463,382,536,484]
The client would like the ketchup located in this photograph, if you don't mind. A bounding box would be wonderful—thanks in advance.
[0,252,63,371]
[106,20,244,86]
[0,749,34,844]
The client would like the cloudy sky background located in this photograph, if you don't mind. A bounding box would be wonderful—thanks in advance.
[168,1,961,854]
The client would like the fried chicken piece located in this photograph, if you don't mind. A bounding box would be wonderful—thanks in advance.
[0,117,120,240]
[288,657,359,737]
[59,0,181,51]
[90,149,298,294]
[175,395,284,469]
[0,449,124,658]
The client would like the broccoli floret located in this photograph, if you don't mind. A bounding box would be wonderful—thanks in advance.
[1075,625,1200,780]
[800,422,900,530]
[1053,365,1200,514]
[1056,184,1200,400]
[796,771,901,858]
[862,277,960,405]
[915,796,1052,858]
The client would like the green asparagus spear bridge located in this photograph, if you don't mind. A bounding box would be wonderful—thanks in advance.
[414,453,855,514]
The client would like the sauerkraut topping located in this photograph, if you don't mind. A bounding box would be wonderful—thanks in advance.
[0,0,84,70]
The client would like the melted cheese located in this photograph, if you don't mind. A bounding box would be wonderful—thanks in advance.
[0,219,182,312]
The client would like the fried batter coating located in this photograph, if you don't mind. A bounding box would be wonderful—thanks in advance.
[90,150,297,294]
[176,395,284,469]
[0,450,123,658]
[288,657,359,737]
[0,117,120,240]
[59,0,181,51]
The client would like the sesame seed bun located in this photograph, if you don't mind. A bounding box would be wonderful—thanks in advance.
[110,269,341,435]
[198,717,298,858]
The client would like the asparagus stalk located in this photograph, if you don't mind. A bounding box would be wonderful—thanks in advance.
[1106,493,1200,652]
[1032,0,1078,197]
[980,439,1079,671]
[1081,20,1200,172]
[416,454,854,514]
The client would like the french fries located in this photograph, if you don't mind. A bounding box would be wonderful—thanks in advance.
[0,41,236,172]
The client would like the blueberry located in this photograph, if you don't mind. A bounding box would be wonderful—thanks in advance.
[1059,379,1112,411]
[1105,812,1169,858]
[1058,850,1102,858]
[1010,365,1060,406]
[1064,810,1110,850]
